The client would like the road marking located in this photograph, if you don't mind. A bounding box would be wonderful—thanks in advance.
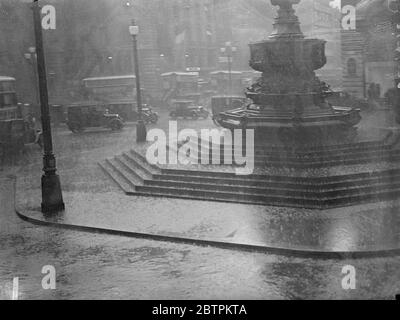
[12,277,18,300]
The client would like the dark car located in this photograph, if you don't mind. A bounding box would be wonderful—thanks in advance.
[105,101,158,124]
[169,100,209,120]
[66,104,124,133]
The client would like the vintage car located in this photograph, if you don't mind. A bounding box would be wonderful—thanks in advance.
[0,118,42,154]
[66,104,124,133]
[210,96,247,126]
[102,101,159,124]
[169,100,209,120]
[141,105,159,124]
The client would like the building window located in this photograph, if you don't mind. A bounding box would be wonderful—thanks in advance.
[347,58,357,76]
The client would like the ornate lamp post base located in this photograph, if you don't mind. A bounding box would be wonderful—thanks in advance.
[136,120,147,143]
[41,174,65,213]
[41,154,64,213]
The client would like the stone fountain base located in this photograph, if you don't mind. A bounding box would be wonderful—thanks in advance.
[99,127,400,210]
[217,102,362,147]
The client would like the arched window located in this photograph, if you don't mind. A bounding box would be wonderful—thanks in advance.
[347,58,357,76]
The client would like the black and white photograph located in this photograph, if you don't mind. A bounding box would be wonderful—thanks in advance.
[0,0,400,304]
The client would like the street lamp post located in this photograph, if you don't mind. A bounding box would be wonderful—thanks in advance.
[220,42,237,95]
[32,0,64,213]
[24,47,40,109]
[129,19,147,143]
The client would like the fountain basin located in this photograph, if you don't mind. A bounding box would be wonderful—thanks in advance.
[249,38,327,74]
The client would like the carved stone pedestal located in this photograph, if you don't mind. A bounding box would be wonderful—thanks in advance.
[217,0,361,146]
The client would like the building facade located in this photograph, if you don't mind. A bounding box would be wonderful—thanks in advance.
[306,0,343,90]
[3,0,360,105]
[341,0,395,98]
[59,0,163,100]
[160,0,219,73]
[1,0,167,103]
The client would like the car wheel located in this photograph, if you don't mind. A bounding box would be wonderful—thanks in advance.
[212,116,222,127]
[69,123,82,134]
[110,120,123,131]
[191,112,199,120]
[151,115,158,124]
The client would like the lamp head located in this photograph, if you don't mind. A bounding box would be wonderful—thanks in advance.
[129,25,139,36]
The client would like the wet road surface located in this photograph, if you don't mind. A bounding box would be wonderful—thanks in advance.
[1,114,400,299]
[1,177,400,299]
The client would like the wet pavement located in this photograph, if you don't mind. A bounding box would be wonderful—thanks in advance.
[1,177,400,299]
[17,186,400,255]
[14,110,400,255]
[1,110,400,299]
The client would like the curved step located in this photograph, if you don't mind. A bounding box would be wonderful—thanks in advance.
[132,183,400,209]
[101,148,400,209]
[144,177,400,198]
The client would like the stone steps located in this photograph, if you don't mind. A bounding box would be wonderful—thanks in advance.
[181,140,399,168]
[186,137,390,155]
[213,152,400,168]
[99,149,400,209]
[99,159,136,193]
[153,170,400,189]
[251,143,390,156]
[144,177,400,198]
[125,151,400,193]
